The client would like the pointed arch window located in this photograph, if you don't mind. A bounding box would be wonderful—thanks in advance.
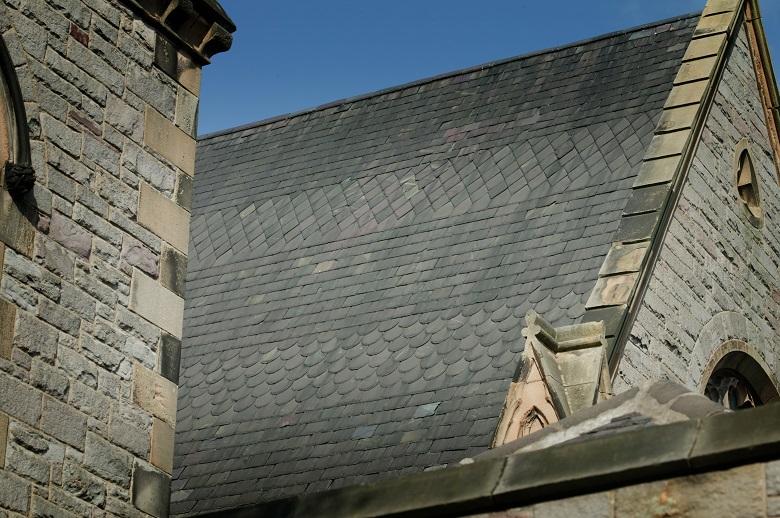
[0,34,34,198]
[734,138,763,228]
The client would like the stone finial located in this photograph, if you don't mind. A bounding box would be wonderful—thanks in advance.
[493,311,613,447]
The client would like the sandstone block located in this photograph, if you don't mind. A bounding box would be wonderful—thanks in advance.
[151,418,174,474]
[674,56,718,86]
[657,104,699,134]
[144,106,195,176]
[0,296,15,360]
[644,129,690,160]
[129,270,184,339]
[693,11,733,38]
[137,182,190,254]
[683,33,726,62]
[132,363,178,426]
[0,189,35,257]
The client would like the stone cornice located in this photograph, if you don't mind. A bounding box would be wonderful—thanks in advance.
[120,0,235,65]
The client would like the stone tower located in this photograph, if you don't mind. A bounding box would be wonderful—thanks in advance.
[0,0,233,516]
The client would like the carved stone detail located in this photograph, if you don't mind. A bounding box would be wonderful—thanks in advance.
[493,311,613,447]
[4,162,34,198]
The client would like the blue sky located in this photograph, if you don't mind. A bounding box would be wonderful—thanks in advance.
[197,0,780,136]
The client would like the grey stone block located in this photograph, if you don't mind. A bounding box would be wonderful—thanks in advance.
[0,469,31,514]
[80,333,122,372]
[63,460,106,507]
[109,416,150,458]
[41,396,87,449]
[5,248,62,302]
[57,343,98,389]
[35,234,75,281]
[158,332,181,384]
[122,235,158,278]
[132,460,172,518]
[31,359,69,399]
[84,432,132,487]
[13,310,59,362]
[31,495,79,518]
[70,381,110,422]
[41,112,82,158]
[160,245,185,298]
[38,298,80,336]
[6,442,50,485]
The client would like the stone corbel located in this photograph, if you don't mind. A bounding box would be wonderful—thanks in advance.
[4,162,34,198]
[492,311,612,447]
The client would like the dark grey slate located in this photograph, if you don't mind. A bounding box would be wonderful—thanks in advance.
[175,13,700,516]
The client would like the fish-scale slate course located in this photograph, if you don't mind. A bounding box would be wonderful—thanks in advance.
[173,13,699,516]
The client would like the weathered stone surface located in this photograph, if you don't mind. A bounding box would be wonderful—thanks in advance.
[57,344,98,389]
[633,156,680,188]
[32,495,79,518]
[160,244,186,298]
[534,492,612,518]
[144,106,195,176]
[137,182,190,254]
[0,189,35,257]
[693,11,733,38]
[644,129,689,160]
[656,104,699,134]
[14,310,58,361]
[132,460,171,518]
[0,413,7,467]
[63,460,106,508]
[129,270,184,339]
[35,234,75,281]
[0,469,31,514]
[38,298,80,336]
[158,332,181,384]
[5,247,62,301]
[175,170,193,211]
[598,243,648,276]
[6,442,50,485]
[84,432,132,487]
[31,359,69,399]
[151,418,174,474]
[586,273,639,308]
[175,86,198,137]
[41,396,87,449]
[121,235,158,278]
[49,211,91,258]
[132,363,177,426]
[683,33,726,62]
[673,56,718,85]
[0,296,16,360]
[108,415,150,458]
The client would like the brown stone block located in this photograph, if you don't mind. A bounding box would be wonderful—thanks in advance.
[633,156,680,187]
[132,363,178,426]
[674,56,718,85]
[177,54,201,96]
[656,104,699,134]
[693,12,734,38]
[598,242,649,276]
[0,189,35,258]
[701,0,739,17]
[683,33,726,62]
[664,80,708,109]
[644,130,689,160]
[586,273,639,309]
[129,269,184,339]
[0,297,15,360]
[0,412,7,467]
[144,107,196,176]
[151,418,174,474]
[137,182,190,254]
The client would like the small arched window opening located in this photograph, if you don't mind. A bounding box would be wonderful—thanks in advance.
[703,345,780,410]
[734,138,764,228]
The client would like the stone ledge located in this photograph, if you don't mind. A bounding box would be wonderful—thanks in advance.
[193,402,780,518]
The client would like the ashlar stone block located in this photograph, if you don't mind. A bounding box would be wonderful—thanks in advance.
[150,418,174,474]
[674,56,718,86]
[137,182,190,254]
[132,363,178,426]
[0,296,16,360]
[683,33,727,62]
[144,107,195,176]
[129,269,184,339]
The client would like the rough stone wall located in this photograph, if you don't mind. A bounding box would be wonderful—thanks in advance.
[0,0,200,516]
[466,460,780,517]
[616,24,780,393]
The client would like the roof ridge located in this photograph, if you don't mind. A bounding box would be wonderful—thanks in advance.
[198,11,700,142]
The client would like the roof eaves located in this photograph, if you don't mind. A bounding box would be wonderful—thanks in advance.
[198,11,701,142]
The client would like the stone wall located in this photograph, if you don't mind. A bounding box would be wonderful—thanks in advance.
[0,0,211,516]
[617,23,780,393]
[467,460,780,518]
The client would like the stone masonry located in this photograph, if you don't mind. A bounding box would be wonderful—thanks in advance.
[617,24,780,393]
[0,0,232,517]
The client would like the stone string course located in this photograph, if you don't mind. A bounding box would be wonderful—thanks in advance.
[0,0,204,516]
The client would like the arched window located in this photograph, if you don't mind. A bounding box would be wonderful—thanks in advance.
[0,34,34,198]
[734,138,763,228]
[702,343,780,410]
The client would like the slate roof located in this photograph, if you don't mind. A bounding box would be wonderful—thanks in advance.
[173,13,699,516]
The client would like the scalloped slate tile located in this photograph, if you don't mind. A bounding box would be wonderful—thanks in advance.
[176,13,699,516]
